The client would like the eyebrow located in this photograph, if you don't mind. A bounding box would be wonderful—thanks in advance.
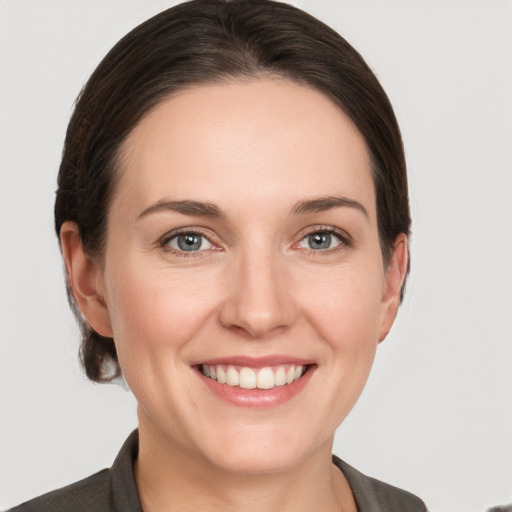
[137,200,225,220]
[290,195,369,218]
[137,195,368,221]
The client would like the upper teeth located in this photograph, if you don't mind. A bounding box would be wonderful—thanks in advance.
[201,364,305,389]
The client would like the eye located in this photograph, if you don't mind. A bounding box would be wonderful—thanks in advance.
[298,230,343,251]
[165,232,213,252]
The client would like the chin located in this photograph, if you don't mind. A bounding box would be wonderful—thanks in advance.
[199,424,323,476]
[209,449,304,476]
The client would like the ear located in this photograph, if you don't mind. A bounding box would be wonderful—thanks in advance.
[60,221,113,338]
[378,233,409,343]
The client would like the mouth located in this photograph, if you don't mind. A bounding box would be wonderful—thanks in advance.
[199,363,310,390]
[193,356,316,407]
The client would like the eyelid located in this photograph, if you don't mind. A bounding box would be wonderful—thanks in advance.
[156,224,353,255]
[297,225,353,243]
[157,226,220,253]
[293,225,354,252]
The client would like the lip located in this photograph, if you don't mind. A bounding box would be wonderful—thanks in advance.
[192,355,315,368]
[193,356,316,408]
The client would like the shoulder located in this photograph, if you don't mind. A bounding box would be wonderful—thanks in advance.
[7,431,142,512]
[6,469,112,512]
[333,456,428,512]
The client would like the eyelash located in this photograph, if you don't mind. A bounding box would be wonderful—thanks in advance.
[157,226,352,257]
[296,226,353,256]
[158,228,217,257]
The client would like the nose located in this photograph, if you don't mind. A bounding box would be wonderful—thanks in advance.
[219,248,296,339]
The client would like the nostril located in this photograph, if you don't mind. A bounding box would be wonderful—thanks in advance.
[218,259,296,337]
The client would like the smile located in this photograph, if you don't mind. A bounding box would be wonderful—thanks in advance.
[195,357,315,407]
[200,364,306,389]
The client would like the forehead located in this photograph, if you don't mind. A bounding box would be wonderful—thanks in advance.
[116,79,375,216]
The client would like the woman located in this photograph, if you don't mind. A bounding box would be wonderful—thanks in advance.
[9,1,427,510]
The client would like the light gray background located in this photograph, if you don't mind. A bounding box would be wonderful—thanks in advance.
[1,1,511,510]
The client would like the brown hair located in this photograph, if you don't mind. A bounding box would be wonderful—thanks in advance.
[55,0,411,383]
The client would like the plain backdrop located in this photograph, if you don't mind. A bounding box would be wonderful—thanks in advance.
[1,1,511,511]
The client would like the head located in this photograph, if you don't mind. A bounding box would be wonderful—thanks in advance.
[56,1,410,471]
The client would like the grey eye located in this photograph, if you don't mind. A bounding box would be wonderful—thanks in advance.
[168,233,213,252]
[298,231,341,251]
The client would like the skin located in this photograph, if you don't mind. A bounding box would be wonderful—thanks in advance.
[61,79,408,512]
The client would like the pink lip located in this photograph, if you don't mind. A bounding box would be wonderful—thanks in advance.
[195,361,316,408]
[193,355,315,368]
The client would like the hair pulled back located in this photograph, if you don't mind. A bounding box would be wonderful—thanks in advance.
[55,0,411,383]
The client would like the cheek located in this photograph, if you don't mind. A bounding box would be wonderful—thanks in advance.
[299,264,384,343]
[297,262,383,401]
[306,268,383,400]
[104,263,220,370]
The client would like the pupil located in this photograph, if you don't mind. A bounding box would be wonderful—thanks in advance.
[309,233,330,249]
[178,234,201,251]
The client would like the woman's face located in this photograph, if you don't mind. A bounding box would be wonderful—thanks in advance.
[82,79,406,473]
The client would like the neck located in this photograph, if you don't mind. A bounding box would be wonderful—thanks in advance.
[134,414,356,512]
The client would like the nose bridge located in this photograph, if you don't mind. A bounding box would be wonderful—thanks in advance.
[220,238,295,338]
